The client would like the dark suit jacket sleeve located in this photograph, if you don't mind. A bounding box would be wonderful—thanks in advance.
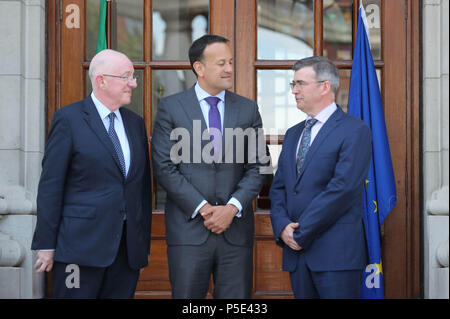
[228,103,266,211]
[31,110,73,250]
[142,119,152,254]
[294,123,372,250]
[269,129,297,247]
[151,98,206,216]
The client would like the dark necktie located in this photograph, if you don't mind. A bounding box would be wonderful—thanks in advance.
[108,113,126,177]
[296,118,318,173]
[205,96,222,161]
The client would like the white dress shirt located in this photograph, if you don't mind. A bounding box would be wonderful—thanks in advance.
[192,82,243,218]
[295,102,338,160]
[91,92,131,176]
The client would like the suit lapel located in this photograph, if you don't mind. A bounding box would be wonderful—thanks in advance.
[288,122,305,179]
[179,86,209,150]
[296,107,345,184]
[223,91,240,129]
[222,91,240,162]
[82,96,124,178]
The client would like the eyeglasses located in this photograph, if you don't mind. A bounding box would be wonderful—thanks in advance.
[102,74,139,83]
[289,80,325,90]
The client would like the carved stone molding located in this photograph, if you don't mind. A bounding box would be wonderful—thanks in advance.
[0,232,25,267]
[436,239,449,268]
[0,186,35,216]
[427,186,449,216]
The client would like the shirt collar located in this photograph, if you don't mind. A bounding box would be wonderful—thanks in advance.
[194,82,225,103]
[91,92,123,123]
[307,102,337,124]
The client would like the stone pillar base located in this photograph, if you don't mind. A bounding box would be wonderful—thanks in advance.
[0,214,45,298]
[0,267,25,298]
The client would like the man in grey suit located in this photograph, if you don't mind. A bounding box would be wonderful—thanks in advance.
[152,35,266,298]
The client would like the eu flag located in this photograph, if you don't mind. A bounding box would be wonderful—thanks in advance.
[348,4,397,299]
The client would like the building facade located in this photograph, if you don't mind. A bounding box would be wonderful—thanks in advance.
[0,0,448,298]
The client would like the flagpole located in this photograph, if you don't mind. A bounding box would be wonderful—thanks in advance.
[106,0,112,50]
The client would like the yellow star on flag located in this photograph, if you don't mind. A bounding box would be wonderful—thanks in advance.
[374,262,383,275]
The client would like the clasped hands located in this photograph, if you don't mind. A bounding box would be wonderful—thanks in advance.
[281,222,303,251]
[199,203,238,234]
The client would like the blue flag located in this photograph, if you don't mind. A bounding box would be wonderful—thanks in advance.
[348,4,397,299]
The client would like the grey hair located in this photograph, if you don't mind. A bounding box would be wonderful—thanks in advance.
[293,56,340,95]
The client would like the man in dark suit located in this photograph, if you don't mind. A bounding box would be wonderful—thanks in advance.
[269,56,372,299]
[151,35,267,298]
[31,49,152,298]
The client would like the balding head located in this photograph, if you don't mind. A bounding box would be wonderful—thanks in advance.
[88,49,137,111]
[89,49,130,90]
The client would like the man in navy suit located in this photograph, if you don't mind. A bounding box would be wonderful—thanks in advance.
[31,49,152,298]
[270,56,371,299]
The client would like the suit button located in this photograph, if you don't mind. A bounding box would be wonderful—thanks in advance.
[294,191,298,195]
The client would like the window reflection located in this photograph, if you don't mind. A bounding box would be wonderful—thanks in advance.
[86,0,144,60]
[152,0,209,60]
[258,70,307,135]
[86,0,100,60]
[257,0,314,60]
[340,68,382,113]
[192,14,208,41]
[111,0,144,60]
[362,0,381,60]
[323,0,353,60]
[337,69,351,112]
[152,70,197,123]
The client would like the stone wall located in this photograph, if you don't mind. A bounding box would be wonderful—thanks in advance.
[0,0,46,298]
[422,0,449,299]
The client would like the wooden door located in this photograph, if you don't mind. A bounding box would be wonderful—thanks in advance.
[47,0,420,299]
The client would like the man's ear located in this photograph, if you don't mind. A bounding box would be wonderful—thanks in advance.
[321,80,332,96]
[193,61,204,78]
[96,74,105,89]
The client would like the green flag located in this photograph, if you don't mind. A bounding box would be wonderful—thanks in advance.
[96,0,107,53]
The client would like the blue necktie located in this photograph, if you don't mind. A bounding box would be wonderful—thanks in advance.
[205,96,222,161]
[108,113,126,177]
[296,118,318,173]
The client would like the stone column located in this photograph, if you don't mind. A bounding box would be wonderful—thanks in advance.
[0,0,46,298]
[422,0,449,299]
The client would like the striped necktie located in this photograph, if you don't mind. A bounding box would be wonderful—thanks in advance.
[108,112,126,177]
